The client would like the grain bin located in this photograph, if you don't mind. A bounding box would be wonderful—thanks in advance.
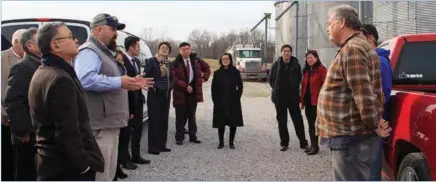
[274,0,308,66]
[373,1,436,42]
[306,1,372,67]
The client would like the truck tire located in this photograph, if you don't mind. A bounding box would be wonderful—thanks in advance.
[397,152,431,181]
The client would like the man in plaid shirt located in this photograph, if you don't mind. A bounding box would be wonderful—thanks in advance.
[317,4,391,181]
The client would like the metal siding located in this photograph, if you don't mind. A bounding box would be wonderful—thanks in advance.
[374,1,436,42]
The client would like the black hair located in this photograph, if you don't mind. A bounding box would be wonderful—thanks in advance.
[158,41,172,53]
[361,24,379,45]
[179,42,190,48]
[219,53,233,67]
[303,50,324,73]
[280,44,292,52]
[124,35,140,52]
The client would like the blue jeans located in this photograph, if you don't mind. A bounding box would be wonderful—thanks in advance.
[369,137,384,181]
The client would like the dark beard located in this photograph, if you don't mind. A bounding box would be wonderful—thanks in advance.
[107,39,117,51]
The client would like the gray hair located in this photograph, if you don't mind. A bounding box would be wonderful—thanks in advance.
[12,29,26,46]
[20,28,38,53]
[328,4,361,31]
[37,22,65,55]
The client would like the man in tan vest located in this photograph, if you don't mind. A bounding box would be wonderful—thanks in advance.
[1,29,25,181]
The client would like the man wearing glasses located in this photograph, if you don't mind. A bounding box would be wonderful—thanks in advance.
[74,13,154,181]
[3,27,40,181]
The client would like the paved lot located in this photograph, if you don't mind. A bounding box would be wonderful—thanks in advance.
[123,80,333,181]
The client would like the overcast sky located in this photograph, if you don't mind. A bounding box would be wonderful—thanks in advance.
[2,1,276,41]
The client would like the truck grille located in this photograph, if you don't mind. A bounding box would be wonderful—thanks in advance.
[245,61,260,72]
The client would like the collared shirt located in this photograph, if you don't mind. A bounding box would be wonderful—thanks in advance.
[125,53,139,74]
[11,48,21,60]
[316,33,384,138]
[185,58,193,83]
[74,49,121,92]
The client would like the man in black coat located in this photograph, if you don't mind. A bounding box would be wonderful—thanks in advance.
[28,22,105,181]
[267,44,308,152]
[118,36,150,170]
[3,27,40,181]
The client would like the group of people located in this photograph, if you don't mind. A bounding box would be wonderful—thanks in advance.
[1,4,395,182]
[270,4,392,181]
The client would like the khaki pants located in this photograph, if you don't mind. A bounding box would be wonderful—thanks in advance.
[93,128,120,181]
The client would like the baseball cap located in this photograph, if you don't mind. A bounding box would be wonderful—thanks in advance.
[90,13,126,30]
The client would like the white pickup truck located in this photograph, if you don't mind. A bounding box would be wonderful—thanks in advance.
[1,18,153,122]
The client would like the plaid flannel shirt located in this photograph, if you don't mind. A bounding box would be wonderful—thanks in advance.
[316,33,384,138]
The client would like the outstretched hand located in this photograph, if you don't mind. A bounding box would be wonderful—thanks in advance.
[134,73,154,90]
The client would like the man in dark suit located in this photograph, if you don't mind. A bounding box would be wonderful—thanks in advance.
[28,22,105,181]
[1,29,24,181]
[118,36,150,172]
[3,27,41,181]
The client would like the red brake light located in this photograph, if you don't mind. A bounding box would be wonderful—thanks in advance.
[37,18,50,21]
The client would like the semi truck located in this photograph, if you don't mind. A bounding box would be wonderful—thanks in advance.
[225,43,268,81]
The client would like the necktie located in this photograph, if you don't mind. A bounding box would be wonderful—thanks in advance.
[186,60,190,82]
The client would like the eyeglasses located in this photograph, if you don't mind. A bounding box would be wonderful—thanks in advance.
[53,34,76,41]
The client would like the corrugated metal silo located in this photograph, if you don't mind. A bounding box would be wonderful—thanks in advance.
[306,1,372,67]
[373,1,436,42]
[274,0,308,66]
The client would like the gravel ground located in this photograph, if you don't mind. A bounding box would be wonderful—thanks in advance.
[123,80,333,181]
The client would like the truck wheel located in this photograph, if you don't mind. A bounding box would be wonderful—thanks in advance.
[397,153,431,181]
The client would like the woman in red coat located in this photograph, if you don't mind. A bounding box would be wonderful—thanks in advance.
[299,50,327,155]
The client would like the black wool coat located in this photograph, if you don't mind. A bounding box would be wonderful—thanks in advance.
[211,66,244,128]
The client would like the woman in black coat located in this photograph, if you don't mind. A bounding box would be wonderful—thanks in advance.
[211,53,243,149]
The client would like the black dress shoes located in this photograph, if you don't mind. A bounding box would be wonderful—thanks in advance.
[189,139,201,144]
[176,140,183,145]
[217,143,224,149]
[306,147,319,155]
[114,165,128,180]
[121,162,138,170]
[229,144,235,149]
[161,148,171,152]
[131,156,151,164]
[280,146,289,151]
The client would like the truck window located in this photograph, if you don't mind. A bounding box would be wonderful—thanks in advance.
[66,25,88,45]
[239,50,260,58]
[393,41,436,85]
[1,24,39,51]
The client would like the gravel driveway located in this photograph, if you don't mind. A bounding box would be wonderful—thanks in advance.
[123,80,333,181]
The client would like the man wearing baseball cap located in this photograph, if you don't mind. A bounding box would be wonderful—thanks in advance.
[74,13,154,181]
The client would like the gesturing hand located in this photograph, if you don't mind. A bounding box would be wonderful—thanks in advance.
[134,74,154,90]
[121,75,141,91]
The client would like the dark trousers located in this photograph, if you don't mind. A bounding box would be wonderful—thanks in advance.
[218,126,236,144]
[304,103,318,148]
[42,170,95,181]
[147,90,170,152]
[13,142,37,181]
[119,104,144,162]
[1,124,14,181]
[274,101,307,147]
[175,94,198,141]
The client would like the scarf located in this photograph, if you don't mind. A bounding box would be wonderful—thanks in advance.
[155,53,169,77]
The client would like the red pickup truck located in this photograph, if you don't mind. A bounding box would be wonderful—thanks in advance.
[379,33,436,181]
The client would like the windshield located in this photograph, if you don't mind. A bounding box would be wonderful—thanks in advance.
[238,50,260,58]
[393,41,436,85]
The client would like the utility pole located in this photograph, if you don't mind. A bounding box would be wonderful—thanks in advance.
[251,12,271,68]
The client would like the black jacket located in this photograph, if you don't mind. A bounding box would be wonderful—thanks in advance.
[122,54,145,115]
[211,66,244,128]
[28,53,104,180]
[267,56,302,104]
[3,53,41,145]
